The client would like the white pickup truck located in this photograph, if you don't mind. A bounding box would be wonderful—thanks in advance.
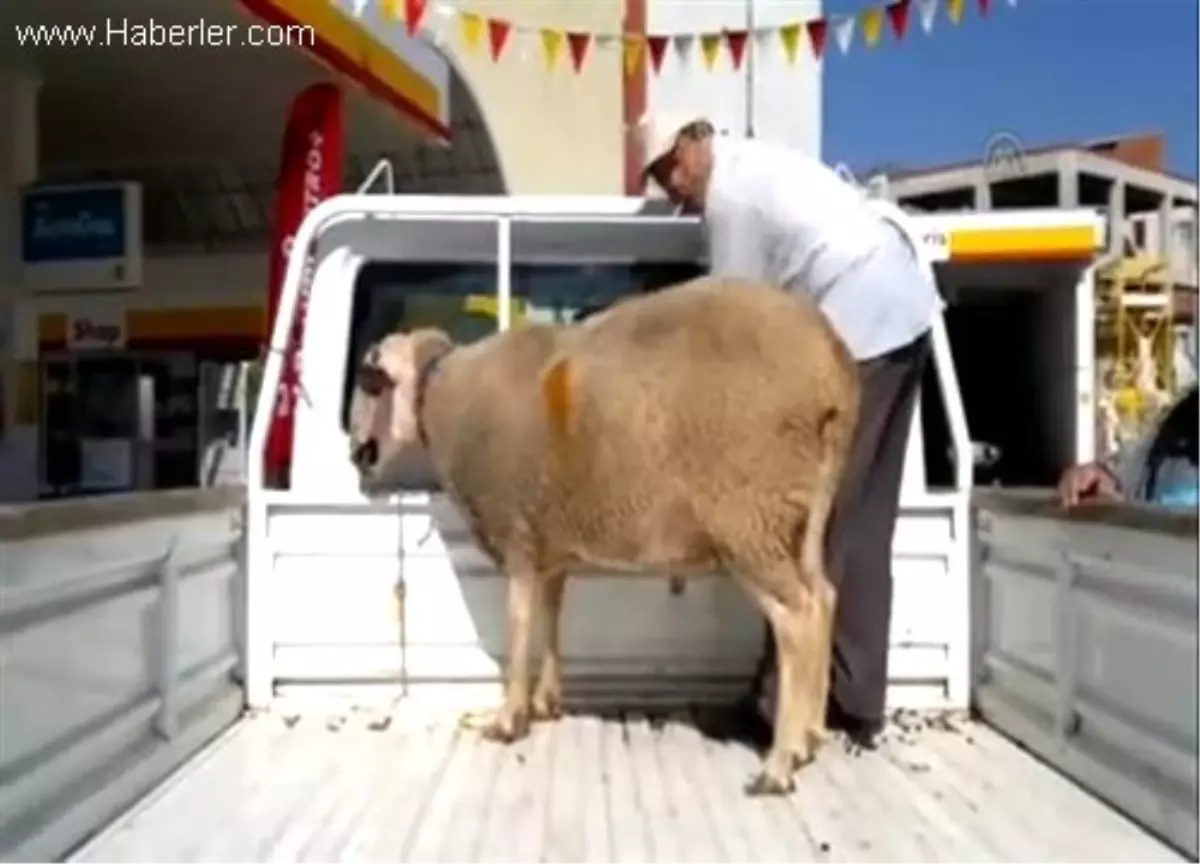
[1,193,1195,863]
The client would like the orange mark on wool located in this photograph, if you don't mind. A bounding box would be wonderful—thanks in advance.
[541,357,575,443]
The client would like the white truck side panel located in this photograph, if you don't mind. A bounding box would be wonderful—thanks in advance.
[0,492,245,861]
[263,494,960,710]
[974,497,1199,858]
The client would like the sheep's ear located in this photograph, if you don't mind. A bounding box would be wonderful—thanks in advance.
[410,330,454,379]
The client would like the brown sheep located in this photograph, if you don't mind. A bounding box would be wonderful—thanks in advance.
[348,276,861,795]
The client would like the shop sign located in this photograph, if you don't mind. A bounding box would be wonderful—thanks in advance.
[20,183,143,291]
[66,313,127,350]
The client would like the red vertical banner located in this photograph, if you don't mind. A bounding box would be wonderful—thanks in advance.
[264,83,344,487]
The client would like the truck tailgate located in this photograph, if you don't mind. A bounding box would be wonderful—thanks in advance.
[70,709,1183,863]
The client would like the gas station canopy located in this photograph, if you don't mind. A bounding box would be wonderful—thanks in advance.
[240,0,453,142]
[3,0,503,249]
[5,0,452,164]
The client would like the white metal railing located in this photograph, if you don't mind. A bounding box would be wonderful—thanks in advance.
[247,199,504,495]
[245,196,505,706]
[866,198,973,495]
[356,158,396,195]
[250,198,972,496]
[867,198,974,707]
[246,194,978,707]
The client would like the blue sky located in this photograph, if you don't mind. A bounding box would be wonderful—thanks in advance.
[821,0,1199,179]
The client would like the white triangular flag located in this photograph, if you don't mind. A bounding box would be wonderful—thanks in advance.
[917,0,939,33]
[426,2,455,47]
[833,14,855,54]
[673,33,695,65]
[517,26,539,65]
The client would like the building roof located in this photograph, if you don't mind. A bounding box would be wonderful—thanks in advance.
[885,132,1198,188]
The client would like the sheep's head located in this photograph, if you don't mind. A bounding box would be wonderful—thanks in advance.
[348,327,454,491]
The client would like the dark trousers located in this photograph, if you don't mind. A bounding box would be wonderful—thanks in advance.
[753,331,932,725]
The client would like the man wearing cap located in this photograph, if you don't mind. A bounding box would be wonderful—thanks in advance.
[640,112,944,749]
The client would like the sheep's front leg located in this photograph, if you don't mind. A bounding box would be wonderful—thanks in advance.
[532,571,566,721]
[484,566,538,744]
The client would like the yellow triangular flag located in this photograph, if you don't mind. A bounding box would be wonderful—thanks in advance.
[861,7,885,47]
[459,11,484,52]
[699,32,722,70]
[623,36,645,77]
[540,28,563,70]
[778,22,802,64]
[380,0,402,21]
[947,0,965,24]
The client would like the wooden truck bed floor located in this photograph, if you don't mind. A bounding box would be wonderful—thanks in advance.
[70,708,1183,863]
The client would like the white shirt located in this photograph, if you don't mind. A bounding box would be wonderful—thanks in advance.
[703,135,944,361]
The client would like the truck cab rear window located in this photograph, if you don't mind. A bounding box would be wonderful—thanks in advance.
[341,260,703,435]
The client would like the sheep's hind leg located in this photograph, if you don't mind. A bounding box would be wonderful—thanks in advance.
[532,571,566,721]
[802,579,837,754]
[484,566,539,744]
[738,571,817,796]
[794,469,839,757]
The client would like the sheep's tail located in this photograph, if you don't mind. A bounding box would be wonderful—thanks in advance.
[795,405,854,581]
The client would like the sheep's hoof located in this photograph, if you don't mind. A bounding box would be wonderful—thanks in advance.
[744,770,796,797]
[531,689,563,722]
[482,707,530,744]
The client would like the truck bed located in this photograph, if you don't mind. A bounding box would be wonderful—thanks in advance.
[71,708,1182,863]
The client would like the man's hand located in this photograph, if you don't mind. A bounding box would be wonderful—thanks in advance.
[1057,462,1123,508]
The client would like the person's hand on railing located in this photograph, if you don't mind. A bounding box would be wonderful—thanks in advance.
[1058,461,1123,508]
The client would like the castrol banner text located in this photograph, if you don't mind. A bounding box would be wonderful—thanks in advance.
[264,82,344,486]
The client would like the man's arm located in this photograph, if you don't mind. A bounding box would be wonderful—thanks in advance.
[1059,425,1153,507]
[705,202,770,283]
[1058,460,1123,507]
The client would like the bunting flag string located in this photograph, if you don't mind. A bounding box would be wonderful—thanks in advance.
[396,0,1014,75]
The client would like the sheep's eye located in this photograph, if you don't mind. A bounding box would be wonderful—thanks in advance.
[357,364,392,396]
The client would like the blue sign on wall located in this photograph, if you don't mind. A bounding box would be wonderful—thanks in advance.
[21,185,128,264]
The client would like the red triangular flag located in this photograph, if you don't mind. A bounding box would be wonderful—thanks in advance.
[405,0,427,35]
[978,0,991,15]
[647,35,669,73]
[805,18,828,58]
[566,31,591,72]
[487,18,510,61]
[886,0,911,39]
[725,29,749,70]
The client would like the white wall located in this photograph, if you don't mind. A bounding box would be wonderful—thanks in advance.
[645,0,822,157]
[449,0,627,194]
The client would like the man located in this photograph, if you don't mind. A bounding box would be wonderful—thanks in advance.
[1059,384,1197,509]
[639,113,945,748]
